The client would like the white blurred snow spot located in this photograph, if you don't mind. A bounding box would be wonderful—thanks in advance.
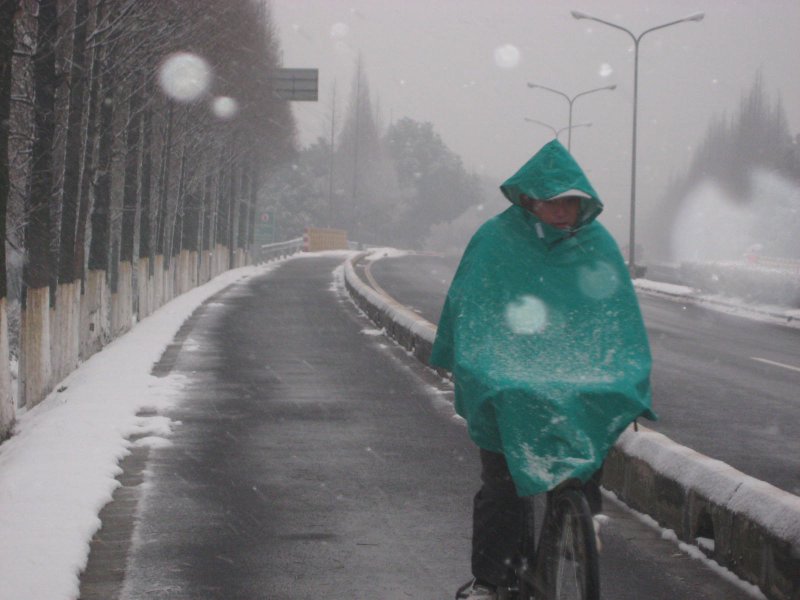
[599,62,613,77]
[505,295,547,334]
[212,96,238,120]
[158,52,211,102]
[493,44,521,69]
[577,261,620,300]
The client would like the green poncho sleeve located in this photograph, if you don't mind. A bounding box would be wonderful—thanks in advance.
[430,205,655,496]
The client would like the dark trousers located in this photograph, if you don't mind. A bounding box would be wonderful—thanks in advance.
[471,449,603,587]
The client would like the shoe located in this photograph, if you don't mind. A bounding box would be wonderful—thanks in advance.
[593,514,608,553]
[455,578,497,599]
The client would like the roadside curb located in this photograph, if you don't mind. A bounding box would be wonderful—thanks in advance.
[634,280,800,328]
[344,254,800,600]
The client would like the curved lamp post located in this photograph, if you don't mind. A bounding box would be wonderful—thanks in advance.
[524,118,592,143]
[571,10,704,276]
[526,82,616,152]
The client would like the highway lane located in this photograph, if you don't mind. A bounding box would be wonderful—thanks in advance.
[369,253,800,496]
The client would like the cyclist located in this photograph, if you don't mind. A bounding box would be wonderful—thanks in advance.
[430,140,656,599]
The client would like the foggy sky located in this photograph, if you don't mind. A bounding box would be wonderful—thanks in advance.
[270,0,800,244]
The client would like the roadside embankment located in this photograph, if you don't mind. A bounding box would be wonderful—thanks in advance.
[344,253,800,600]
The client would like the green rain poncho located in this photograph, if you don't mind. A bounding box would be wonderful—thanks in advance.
[430,140,655,496]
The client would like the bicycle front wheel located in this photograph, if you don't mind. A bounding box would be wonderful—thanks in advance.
[538,489,599,600]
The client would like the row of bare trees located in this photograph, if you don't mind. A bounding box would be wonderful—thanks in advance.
[0,0,296,439]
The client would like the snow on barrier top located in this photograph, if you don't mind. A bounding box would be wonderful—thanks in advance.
[617,425,800,546]
[344,252,437,345]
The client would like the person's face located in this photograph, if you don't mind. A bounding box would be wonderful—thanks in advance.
[526,196,581,229]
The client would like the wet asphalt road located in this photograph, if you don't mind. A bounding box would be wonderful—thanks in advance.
[370,253,800,496]
[85,255,755,600]
[117,257,476,599]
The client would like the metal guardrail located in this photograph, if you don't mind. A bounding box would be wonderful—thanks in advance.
[258,237,304,262]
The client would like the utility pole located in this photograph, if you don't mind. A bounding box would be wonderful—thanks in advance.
[351,64,361,238]
[328,83,336,227]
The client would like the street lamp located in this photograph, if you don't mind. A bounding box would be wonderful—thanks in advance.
[524,118,592,143]
[571,10,704,276]
[526,82,616,151]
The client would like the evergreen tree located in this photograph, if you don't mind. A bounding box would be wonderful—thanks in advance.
[648,73,799,260]
[334,56,396,243]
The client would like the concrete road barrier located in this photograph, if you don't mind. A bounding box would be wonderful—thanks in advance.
[343,253,800,600]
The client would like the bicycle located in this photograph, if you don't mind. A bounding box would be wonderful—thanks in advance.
[500,478,600,600]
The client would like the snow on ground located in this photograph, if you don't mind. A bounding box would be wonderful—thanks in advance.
[0,262,284,600]
[635,279,695,297]
[635,278,800,328]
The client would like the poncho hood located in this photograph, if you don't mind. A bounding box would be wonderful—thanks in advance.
[431,143,655,496]
[500,139,603,230]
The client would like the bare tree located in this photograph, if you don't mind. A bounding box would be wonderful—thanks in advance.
[20,0,59,407]
[0,0,18,438]
[0,0,15,301]
[57,0,90,288]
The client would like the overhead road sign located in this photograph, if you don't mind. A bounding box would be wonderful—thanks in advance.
[272,68,318,102]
